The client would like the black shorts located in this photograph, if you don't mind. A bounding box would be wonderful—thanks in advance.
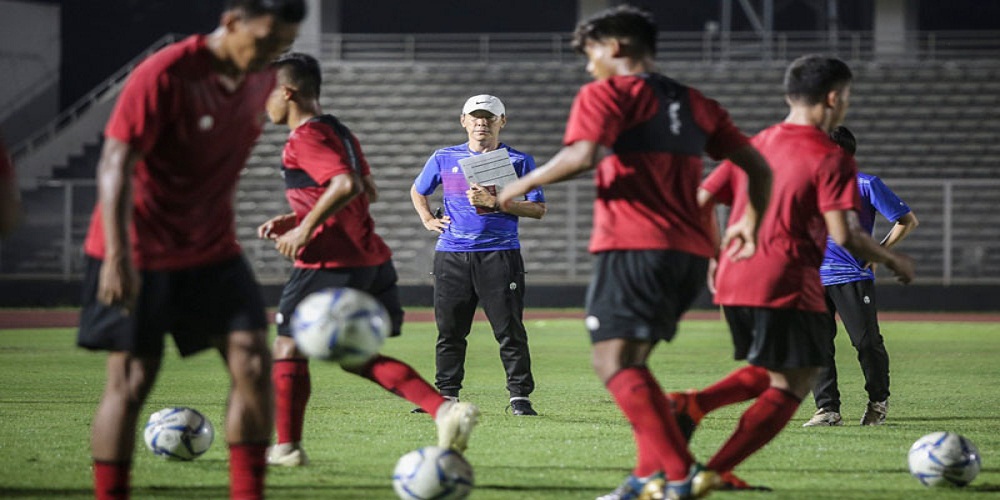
[77,255,268,357]
[275,260,403,337]
[723,306,832,370]
[585,250,708,344]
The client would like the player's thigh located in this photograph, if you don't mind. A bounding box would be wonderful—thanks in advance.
[586,250,706,344]
[77,256,173,357]
[368,260,404,336]
[171,255,268,356]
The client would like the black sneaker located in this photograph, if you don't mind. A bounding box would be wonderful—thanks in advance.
[508,398,538,416]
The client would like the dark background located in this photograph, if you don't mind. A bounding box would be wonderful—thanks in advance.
[57,0,995,109]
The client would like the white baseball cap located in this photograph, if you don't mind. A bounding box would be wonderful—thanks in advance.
[462,94,505,117]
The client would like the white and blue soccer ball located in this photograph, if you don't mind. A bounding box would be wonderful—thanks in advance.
[143,407,214,460]
[907,431,981,487]
[291,287,389,368]
[392,446,474,500]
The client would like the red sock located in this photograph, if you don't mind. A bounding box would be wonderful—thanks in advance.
[94,460,130,500]
[632,428,660,478]
[360,355,447,417]
[607,367,691,481]
[696,365,770,414]
[706,387,801,473]
[272,358,310,444]
[229,443,267,500]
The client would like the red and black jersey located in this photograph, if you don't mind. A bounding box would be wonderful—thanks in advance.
[705,123,860,311]
[564,73,749,257]
[83,35,274,270]
[281,115,391,269]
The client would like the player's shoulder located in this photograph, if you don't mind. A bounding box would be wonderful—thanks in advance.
[433,144,468,157]
[132,35,207,79]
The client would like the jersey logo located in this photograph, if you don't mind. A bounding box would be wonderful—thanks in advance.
[198,115,214,131]
[452,166,459,173]
[668,101,682,135]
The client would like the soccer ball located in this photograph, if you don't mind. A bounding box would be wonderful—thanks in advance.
[907,431,981,487]
[291,287,389,368]
[143,407,214,460]
[392,446,474,500]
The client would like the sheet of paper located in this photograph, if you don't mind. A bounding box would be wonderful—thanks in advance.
[458,148,518,190]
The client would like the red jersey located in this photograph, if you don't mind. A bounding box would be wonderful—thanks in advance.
[564,73,749,257]
[83,35,275,270]
[281,115,391,269]
[704,123,860,311]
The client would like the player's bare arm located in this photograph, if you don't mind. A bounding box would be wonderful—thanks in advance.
[410,184,450,234]
[95,137,142,308]
[723,145,772,261]
[825,209,915,283]
[497,140,599,210]
[881,211,919,248]
[275,172,361,259]
[467,182,546,219]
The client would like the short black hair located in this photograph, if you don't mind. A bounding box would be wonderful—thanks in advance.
[572,5,658,57]
[830,125,857,156]
[273,52,321,97]
[784,55,853,105]
[226,0,306,23]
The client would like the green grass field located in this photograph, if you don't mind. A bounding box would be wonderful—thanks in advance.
[1,315,998,499]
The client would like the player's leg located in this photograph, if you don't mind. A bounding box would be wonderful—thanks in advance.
[433,251,477,399]
[349,261,452,416]
[474,250,536,414]
[834,280,889,424]
[703,308,829,489]
[91,353,162,500]
[589,251,702,497]
[77,257,170,500]
[804,289,844,426]
[176,256,271,499]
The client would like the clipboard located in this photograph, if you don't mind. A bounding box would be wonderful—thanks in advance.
[458,148,517,214]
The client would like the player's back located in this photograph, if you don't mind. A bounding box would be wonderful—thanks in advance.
[713,122,858,311]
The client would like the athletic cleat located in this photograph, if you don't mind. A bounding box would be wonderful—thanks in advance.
[596,472,663,500]
[508,398,539,416]
[667,390,704,442]
[802,407,843,427]
[436,400,480,452]
[266,442,309,467]
[860,399,888,426]
[663,463,718,500]
[717,471,772,491]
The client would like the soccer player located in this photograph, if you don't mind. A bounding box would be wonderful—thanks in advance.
[259,53,479,467]
[76,2,304,499]
[803,126,919,427]
[668,56,915,494]
[498,6,772,499]
[410,94,546,416]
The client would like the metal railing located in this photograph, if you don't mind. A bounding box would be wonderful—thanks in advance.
[6,178,1000,286]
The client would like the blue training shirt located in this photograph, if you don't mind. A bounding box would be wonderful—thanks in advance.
[413,143,544,252]
[819,172,911,286]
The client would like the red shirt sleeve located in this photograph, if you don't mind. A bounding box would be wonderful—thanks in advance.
[816,150,860,213]
[104,61,172,154]
[290,124,359,185]
[689,89,750,161]
[563,80,627,148]
[701,161,737,206]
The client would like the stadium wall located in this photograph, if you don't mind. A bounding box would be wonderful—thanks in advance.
[0,279,996,312]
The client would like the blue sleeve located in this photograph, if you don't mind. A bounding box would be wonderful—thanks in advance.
[517,153,545,203]
[413,153,442,195]
[867,176,910,223]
